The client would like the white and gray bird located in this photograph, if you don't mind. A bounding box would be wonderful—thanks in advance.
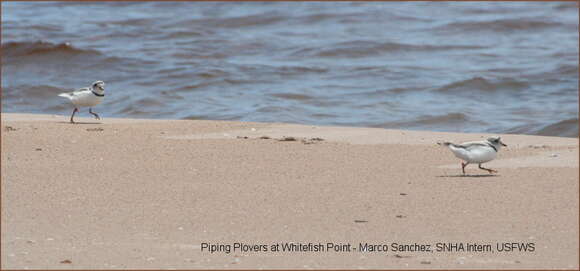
[58,81,105,123]
[438,136,507,175]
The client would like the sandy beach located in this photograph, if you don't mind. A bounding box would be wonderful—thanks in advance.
[1,113,578,269]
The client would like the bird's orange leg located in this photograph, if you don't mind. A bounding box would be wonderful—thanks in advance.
[70,108,79,123]
[478,164,497,174]
[461,162,469,175]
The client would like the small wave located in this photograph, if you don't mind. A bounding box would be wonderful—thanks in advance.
[236,64,328,77]
[162,30,206,40]
[116,105,151,116]
[170,51,228,60]
[296,12,367,24]
[310,113,337,119]
[270,93,314,101]
[435,76,529,93]
[256,106,290,113]
[297,12,339,24]
[179,13,287,29]
[223,78,265,85]
[174,82,214,93]
[158,67,187,74]
[352,66,389,72]
[159,90,183,100]
[199,71,226,79]
[376,113,470,127]
[278,66,328,74]
[344,87,420,99]
[183,114,213,120]
[135,97,166,107]
[521,64,579,83]
[536,118,578,138]
[373,113,486,130]
[2,84,72,113]
[554,64,579,77]
[219,14,287,28]
[107,18,156,27]
[439,19,564,33]
[45,104,71,111]
[410,113,470,126]
[27,24,63,32]
[1,41,101,58]
[458,7,521,15]
[3,85,65,100]
[501,118,578,137]
[290,40,484,58]
[555,2,579,11]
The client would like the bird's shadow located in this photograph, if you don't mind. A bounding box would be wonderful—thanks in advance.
[57,121,102,125]
[436,174,499,178]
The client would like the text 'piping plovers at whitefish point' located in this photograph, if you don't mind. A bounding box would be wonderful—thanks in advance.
[438,136,508,175]
[58,81,105,124]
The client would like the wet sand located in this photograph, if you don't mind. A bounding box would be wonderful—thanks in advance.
[1,113,578,269]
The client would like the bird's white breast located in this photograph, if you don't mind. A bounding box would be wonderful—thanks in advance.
[449,145,497,163]
[70,90,103,107]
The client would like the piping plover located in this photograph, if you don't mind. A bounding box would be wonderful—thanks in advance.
[58,81,105,123]
[438,136,507,174]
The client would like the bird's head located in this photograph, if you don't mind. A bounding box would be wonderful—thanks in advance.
[487,136,507,149]
[92,81,105,92]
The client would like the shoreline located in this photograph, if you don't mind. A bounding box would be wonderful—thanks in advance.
[3,112,578,139]
[2,113,578,269]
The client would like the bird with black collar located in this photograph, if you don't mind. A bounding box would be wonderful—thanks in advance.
[58,81,105,123]
[438,136,508,174]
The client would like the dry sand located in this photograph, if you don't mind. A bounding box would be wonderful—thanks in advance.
[1,113,578,269]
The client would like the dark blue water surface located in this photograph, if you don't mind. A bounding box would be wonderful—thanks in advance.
[2,2,578,136]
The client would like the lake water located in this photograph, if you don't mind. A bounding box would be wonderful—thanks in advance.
[2,2,578,137]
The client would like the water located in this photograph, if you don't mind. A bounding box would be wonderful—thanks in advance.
[2,2,578,137]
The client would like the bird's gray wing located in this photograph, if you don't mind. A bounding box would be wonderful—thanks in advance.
[68,87,90,96]
[457,142,493,151]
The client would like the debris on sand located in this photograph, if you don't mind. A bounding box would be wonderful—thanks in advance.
[302,137,325,144]
[4,126,17,132]
[250,136,325,144]
[528,144,548,149]
[394,254,411,258]
[60,259,72,264]
[86,128,104,132]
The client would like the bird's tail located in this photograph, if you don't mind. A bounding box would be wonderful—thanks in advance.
[58,93,72,99]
